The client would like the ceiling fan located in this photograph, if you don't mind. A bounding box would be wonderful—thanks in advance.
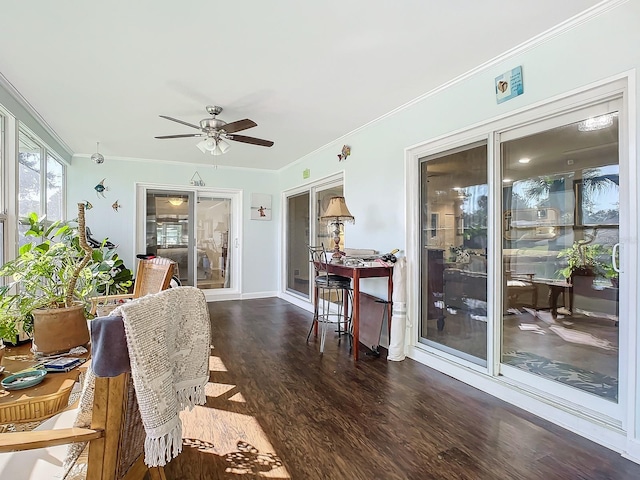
[155,105,274,155]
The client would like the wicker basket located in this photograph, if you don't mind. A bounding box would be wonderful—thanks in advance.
[0,382,73,425]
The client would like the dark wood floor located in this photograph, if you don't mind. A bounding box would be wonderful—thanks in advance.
[166,298,640,480]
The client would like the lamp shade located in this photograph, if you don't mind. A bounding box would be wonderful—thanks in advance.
[196,138,216,154]
[197,137,231,156]
[212,139,230,156]
[320,196,355,223]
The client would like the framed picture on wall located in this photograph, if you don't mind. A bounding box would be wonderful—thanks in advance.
[251,193,272,220]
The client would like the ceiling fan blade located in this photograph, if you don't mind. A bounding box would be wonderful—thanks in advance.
[159,115,201,130]
[155,133,203,139]
[221,119,257,134]
[228,134,274,147]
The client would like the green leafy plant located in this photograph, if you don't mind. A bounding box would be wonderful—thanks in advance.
[0,210,132,342]
[556,241,609,280]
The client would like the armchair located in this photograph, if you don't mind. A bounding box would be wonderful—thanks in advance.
[90,257,175,316]
[0,286,210,480]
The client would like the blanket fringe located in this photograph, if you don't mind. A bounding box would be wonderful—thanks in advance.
[144,421,183,467]
[177,383,206,409]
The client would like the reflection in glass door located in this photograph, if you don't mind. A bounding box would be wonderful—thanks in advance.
[316,186,343,251]
[419,142,488,365]
[501,105,620,403]
[196,195,232,290]
[146,190,194,285]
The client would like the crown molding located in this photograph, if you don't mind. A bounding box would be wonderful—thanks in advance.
[279,0,629,173]
[0,71,74,157]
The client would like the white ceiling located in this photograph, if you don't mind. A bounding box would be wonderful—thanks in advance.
[0,1,604,170]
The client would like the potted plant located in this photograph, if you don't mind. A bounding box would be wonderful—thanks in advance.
[556,240,608,281]
[0,203,132,355]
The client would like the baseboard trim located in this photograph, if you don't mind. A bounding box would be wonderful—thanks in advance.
[241,291,278,300]
[278,291,313,313]
[204,291,277,302]
[407,346,632,459]
[624,438,640,464]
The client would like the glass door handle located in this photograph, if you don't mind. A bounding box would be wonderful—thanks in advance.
[612,243,620,273]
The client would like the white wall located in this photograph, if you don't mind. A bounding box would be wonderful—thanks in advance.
[67,157,280,296]
[277,0,640,459]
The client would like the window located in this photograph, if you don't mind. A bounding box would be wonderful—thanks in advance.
[18,129,66,246]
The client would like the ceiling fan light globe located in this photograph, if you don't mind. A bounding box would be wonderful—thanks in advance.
[196,138,217,154]
[218,139,230,153]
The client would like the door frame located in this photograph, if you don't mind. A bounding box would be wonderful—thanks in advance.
[135,182,243,300]
[280,172,344,310]
[405,73,635,445]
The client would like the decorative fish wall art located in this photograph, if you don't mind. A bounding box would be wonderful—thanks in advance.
[84,200,93,210]
[94,178,109,198]
[112,200,121,212]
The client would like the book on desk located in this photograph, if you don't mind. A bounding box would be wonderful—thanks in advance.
[42,357,86,373]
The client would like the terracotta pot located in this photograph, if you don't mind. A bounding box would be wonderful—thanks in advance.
[31,303,90,355]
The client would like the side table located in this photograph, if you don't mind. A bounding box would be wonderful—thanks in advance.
[0,342,87,427]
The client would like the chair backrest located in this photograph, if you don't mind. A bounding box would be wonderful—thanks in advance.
[308,244,331,276]
[132,257,175,298]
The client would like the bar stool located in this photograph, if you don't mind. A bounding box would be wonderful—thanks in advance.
[307,245,353,353]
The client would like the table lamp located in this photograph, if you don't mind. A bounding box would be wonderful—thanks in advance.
[320,196,355,261]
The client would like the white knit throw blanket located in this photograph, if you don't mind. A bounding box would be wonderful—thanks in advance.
[113,286,211,467]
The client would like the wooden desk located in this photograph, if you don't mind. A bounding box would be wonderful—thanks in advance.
[0,342,87,425]
[322,263,393,361]
[534,280,572,319]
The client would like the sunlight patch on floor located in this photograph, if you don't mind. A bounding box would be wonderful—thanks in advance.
[209,355,228,372]
[180,406,290,478]
[205,382,236,398]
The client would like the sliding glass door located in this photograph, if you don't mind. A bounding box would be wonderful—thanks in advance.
[146,190,194,285]
[140,186,240,293]
[419,142,488,365]
[411,81,630,427]
[283,175,343,301]
[500,100,621,409]
[286,192,310,296]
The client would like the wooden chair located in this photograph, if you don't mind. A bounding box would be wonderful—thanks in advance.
[90,257,175,316]
[0,365,167,480]
[506,271,538,310]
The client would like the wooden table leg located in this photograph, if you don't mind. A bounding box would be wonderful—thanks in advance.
[353,272,360,361]
[387,271,393,339]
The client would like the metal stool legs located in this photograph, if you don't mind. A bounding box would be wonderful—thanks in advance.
[307,285,353,353]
